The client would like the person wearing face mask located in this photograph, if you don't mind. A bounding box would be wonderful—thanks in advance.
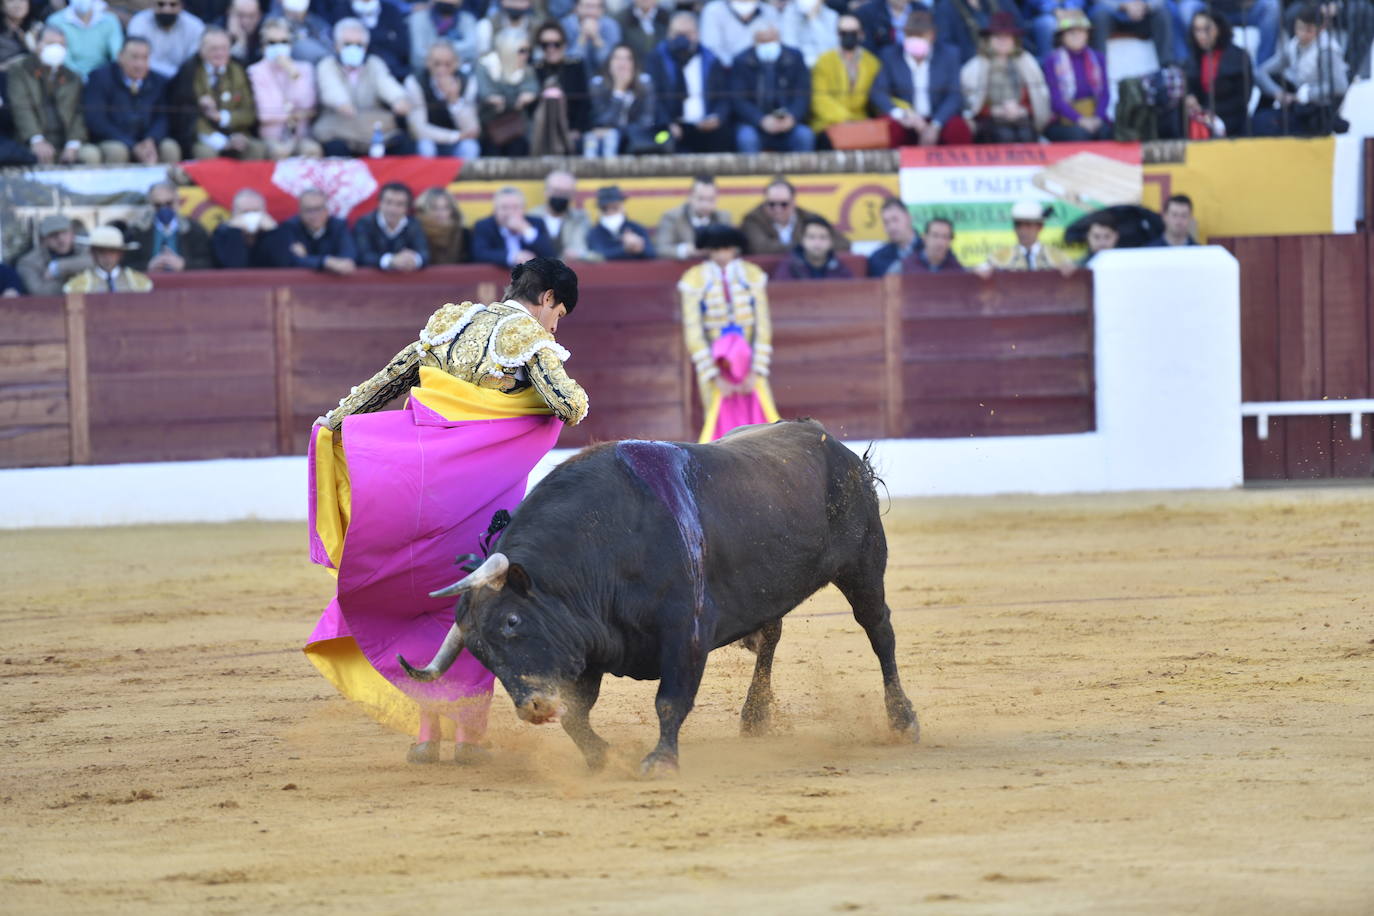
[169,26,267,159]
[699,0,776,66]
[328,0,410,78]
[407,0,478,73]
[313,17,412,155]
[870,11,971,145]
[615,0,667,63]
[780,0,837,67]
[730,23,815,153]
[7,26,103,164]
[211,187,281,268]
[127,0,207,79]
[810,14,879,135]
[269,0,334,64]
[44,0,122,78]
[121,180,214,272]
[586,184,655,260]
[529,168,596,261]
[249,16,324,158]
[647,10,731,153]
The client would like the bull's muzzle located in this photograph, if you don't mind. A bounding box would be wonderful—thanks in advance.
[515,693,564,725]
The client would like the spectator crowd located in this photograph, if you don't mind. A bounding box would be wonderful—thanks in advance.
[1,0,1366,165]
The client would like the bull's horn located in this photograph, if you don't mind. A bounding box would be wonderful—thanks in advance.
[429,552,510,598]
[397,624,464,682]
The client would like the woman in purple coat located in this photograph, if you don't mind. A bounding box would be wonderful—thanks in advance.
[1041,10,1112,141]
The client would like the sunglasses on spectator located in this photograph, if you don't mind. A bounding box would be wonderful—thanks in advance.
[766,200,792,209]
[517,46,531,54]
[540,39,564,48]
[154,1,180,8]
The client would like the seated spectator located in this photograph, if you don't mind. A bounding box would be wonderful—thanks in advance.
[7,27,103,165]
[272,0,333,65]
[1079,212,1118,265]
[587,184,655,260]
[211,188,279,267]
[561,0,620,74]
[936,0,1025,63]
[1175,0,1279,67]
[408,0,478,74]
[63,225,154,293]
[781,0,837,67]
[1181,10,1252,138]
[731,23,814,153]
[0,71,34,164]
[475,0,534,59]
[975,199,1075,275]
[85,39,183,163]
[313,17,412,156]
[0,261,24,296]
[470,185,555,267]
[405,39,480,157]
[128,0,206,79]
[354,181,428,272]
[812,14,879,137]
[249,16,323,158]
[647,11,731,154]
[960,12,1050,143]
[867,196,920,275]
[742,176,850,256]
[1042,10,1112,141]
[280,186,357,273]
[0,0,37,71]
[854,0,931,53]
[222,0,263,64]
[585,42,654,156]
[1289,0,1373,85]
[903,216,963,272]
[415,186,466,265]
[45,0,123,79]
[475,26,537,155]
[1145,193,1198,246]
[656,173,732,260]
[532,20,590,154]
[529,168,595,260]
[122,180,214,272]
[1254,4,1349,136]
[170,27,267,159]
[617,0,667,65]
[1090,0,1173,69]
[330,0,410,79]
[773,215,854,280]
[871,11,971,145]
[699,0,776,66]
[1027,0,1086,58]
[17,214,91,296]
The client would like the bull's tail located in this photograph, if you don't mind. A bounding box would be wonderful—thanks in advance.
[860,443,889,508]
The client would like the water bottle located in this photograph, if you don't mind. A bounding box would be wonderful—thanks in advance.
[368,122,385,158]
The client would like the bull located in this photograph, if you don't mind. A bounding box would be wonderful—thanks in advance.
[398,419,918,775]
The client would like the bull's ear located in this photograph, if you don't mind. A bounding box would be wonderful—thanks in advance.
[506,563,533,597]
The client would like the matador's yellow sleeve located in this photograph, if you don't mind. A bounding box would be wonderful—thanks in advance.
[324,340,424,431]
[748,265,773,379]
[492,312,588,425]
[678,265,717,388]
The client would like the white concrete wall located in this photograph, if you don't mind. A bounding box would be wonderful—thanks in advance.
[0,248,1243,528]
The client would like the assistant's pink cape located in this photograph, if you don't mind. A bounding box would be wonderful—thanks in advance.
[699,330,781,442]
[305,375,562,734]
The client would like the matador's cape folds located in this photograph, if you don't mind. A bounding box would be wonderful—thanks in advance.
[305,366,563,733]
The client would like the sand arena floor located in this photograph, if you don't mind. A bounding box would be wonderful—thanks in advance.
[2,487,1372,914]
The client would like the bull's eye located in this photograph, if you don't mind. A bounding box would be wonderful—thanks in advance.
[503,612,521,634]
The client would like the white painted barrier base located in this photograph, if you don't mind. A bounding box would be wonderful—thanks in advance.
[0,248,1242,528]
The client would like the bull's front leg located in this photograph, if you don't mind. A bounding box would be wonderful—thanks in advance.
[641,628,710,777]
[560,670,609,771]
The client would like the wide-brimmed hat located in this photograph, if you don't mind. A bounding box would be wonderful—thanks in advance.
[1010,200,1050,222]
[1054,9,1091,32]
[38,214,72,237]
[695,223,748,251]
[80,225,139,250]
[595,185,627,207]
[980,11,1023,37]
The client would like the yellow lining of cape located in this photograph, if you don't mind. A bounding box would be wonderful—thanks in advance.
[698,380,782,443]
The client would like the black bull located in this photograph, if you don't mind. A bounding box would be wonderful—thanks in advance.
[399,419,918,774]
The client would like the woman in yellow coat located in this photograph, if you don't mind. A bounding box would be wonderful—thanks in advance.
[811,14,882,134]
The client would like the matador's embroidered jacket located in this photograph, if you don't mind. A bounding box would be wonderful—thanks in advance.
[677,258,773,407]
[323,299,589,430]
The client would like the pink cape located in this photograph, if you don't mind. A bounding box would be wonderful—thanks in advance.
[705,331,769,441]
[307,398,563,706]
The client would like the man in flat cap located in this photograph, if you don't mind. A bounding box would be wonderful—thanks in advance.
[587,185,656,260]
[17,214,93,296]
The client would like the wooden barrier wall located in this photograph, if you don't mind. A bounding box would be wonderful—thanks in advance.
[0,260,1095,469]
[1217,234,1374,480]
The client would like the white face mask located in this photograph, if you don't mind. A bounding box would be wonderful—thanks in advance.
[600,212,625,233]
[239,210,263,233]
[283,0,309,12]
[755,40,781,62]
[339,42,366,67]
[729,0,757,18]
[39,43,68,67]
[263,41,291,60]
[69,0,94,15]
[351,0,379,14]
[797,0,820,15]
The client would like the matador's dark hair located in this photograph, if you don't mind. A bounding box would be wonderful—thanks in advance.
[505,257,579,314]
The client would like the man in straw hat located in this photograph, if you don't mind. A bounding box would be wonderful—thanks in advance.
[975,199,1076,276]
[63,226,155,293]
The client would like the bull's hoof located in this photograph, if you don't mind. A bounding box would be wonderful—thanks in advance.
[638,750,680,778]
[406,741,440,764]
[891,710,920,743]
[740,706,772,737]
[453,742,492,767]
[582,745,608,772]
